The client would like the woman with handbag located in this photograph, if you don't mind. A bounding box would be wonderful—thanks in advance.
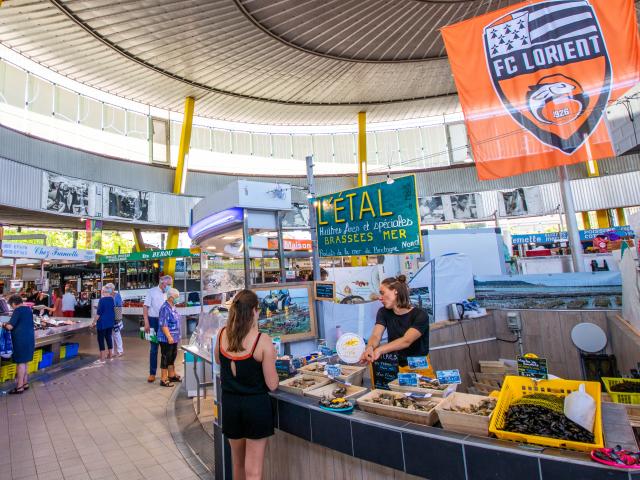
[108,284,125,357]
[93,285,115,364]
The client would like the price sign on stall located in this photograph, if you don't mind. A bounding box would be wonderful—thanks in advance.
[370,353,400,390]
[517,355,548,380]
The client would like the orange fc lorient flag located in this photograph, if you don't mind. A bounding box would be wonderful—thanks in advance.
[441,0,640,180]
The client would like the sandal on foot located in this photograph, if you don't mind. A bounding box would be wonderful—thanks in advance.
[8,387,24,395]
[169,375,182,382]
[159,380,174,387]
[23,383,29,390]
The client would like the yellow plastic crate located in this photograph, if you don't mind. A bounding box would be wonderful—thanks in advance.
[59,345,66,359]
[0,363,16,382]
[27,359,38,374]
[488,376,603,452]
[602,377,640,405]
[33,349,43,362]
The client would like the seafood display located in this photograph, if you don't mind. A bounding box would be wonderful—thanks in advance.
[289,375,323,389]
[418,378,448,390]
[372,392,439,412]
[319,396,352,410]
[609,381,640,393]
[443,398,496,417]
[503,394,595,443]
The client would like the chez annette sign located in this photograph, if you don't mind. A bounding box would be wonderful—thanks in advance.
[315,175,422,257]
[1,242,96,262]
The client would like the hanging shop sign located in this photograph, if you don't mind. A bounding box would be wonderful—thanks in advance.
[316,175,422,257]
[511,226,634,245]
[98,248,198,264]
[267,238,313,251]
[1,242,96,262]
[441,0,640,180]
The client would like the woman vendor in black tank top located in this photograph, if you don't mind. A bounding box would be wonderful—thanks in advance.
[359,276,431,373]
[215,289,278,480]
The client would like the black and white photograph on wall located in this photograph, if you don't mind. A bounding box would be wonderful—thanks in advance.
[418,196,445,223]
[42,172,93,216]
[281,203,310,229]
[498,186,543,217]
[105,186,152,221]
[450,193,480,220]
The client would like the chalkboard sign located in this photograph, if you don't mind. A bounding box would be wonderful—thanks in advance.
[314,281,335,301]
[517,356,548,380]
[316,175,422,257]
[370,353,399,390]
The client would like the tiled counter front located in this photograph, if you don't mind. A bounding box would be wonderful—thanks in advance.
[213,391,635,480]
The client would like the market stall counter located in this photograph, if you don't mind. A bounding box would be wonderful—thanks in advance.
[34,318,93,362]
[213,389,636,480]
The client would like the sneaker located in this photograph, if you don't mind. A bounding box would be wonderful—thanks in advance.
[93,359,105,365]
[147,375,156,383]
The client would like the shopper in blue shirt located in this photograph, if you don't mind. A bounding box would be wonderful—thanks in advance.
[2,295,35,394]
[93,285,115,364]
[157,288,182,387]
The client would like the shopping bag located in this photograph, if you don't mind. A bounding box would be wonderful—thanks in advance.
[0,328,13,359]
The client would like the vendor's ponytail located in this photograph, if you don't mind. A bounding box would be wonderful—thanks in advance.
[381,275,411,309]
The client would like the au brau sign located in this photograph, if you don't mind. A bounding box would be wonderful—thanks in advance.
[315,175,422,257]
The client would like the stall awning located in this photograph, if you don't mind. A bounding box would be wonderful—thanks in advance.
[98,248,200,264]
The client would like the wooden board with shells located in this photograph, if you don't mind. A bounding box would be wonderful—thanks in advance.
[435,392,497,437]
[304,382,368,401]
[356,390,442,426]
[278,374,333,396]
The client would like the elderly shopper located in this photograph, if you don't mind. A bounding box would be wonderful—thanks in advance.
[143,275,172,383]
[157,288,182,387]
[1,295,35,394]
[93,285,115,364]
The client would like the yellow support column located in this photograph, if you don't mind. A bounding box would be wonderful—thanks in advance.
[353,112,368,267]
[616,208,627,226]
[132,229,145,252]
[357,111,368,187]
[595,209,610,229]
[165,96,195,277]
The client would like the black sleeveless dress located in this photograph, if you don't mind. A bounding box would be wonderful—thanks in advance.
[219,327,274,439]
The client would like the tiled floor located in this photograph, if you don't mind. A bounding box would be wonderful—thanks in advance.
[0,334,202,480]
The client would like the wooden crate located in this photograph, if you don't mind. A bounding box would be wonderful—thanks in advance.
[479,361,516,374]
[388,379,457,397]
[297,363,366,386]
[602,394,640,428]
[474,372,508,385]
[435,392,495,437]
[304,382,369,401]
[471,381,500,395]
[356,390,442,426]
[278,375,332,396]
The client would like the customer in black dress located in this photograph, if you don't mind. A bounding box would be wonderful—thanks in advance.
[1,295,35,394]
[214,289,278,480]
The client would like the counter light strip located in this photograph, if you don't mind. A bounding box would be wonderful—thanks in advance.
[429,337,497,351]
[462,442,469,480]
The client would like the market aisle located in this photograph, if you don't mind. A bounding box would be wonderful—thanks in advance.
[0,334,200,480]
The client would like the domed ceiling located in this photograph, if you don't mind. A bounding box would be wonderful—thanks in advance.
[0,0,638,125]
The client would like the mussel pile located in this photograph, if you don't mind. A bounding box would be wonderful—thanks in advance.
[372,392,439,411]
[609,381,640,393]
[444,398,496,417]
[503,394,594,443]
[290,376,321,389]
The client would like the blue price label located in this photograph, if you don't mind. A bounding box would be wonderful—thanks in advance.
[407,356,430,370]
[398,373,420,387]
[436,369,462,385]
[326,364,342,378]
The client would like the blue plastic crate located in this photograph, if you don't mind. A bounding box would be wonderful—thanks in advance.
[38,351,54,370]
[62,343,79,358]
